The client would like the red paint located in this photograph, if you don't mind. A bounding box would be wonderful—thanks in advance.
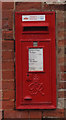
[24,17,28,20]
[15,12,56,109]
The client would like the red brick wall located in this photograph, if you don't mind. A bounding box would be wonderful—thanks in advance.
[2,2,66,119]
[0,1,2,120]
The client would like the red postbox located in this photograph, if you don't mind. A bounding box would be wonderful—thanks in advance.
[15,12,56,109]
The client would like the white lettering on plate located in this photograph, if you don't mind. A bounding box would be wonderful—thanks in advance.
[22,15,45,21]
[29,48,43,71]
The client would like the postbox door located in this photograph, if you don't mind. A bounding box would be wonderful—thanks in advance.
[15,12,56,109]
[20,40,52,106]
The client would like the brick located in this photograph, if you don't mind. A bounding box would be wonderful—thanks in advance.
[0,20,2,28]
[0,111,2,120]
[58,22,65,29]
[60,65,66,72]
[65,108,66,118]
[2,51,14,61]
[58,40,66,47]
[0,101,2,109]
[2,71,14,80]
[43,4,65,11]
[2,10,13,30]
[2,19,13,30]
[0,61,2,70]
[2,40,14,50]
[2,30,13,40]
[0,62,2,73]
[2,2,14,10]
[0,53,1,59]
[2,41,14,51]
[58,57,64,64]
[58,31,64,40]
[2,61,14,70]
[2,100,14,109]
[64,82,66,89]
[2,10,13,20]
[58,98,64,109]
[64,40,66,45]
[57,73,60,82]
[0,91,2,100]
[43,109,64,118]
[2,81,14,90]
[64,100,66,114]
[58,91,64,98]
[29,111,42,119]
[65,48,66,54]
[64,11,66,19]
[0,81,2,90]
[0,71,2,80]
[61,73,66,81]
[15,2,42,11]
[3,90,15,100]
[0,34,2,42]
[56,11,64,21]
[0,40,2,50]
[58,82,64,89]
[64,91,66,98]
[0,2,2,20]
[58,47,64,57]
[4,110,29,118]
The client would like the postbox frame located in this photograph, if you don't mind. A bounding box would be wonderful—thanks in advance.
[15,11,56,110]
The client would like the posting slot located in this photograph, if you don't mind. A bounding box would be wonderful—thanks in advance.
[22,22,49,34]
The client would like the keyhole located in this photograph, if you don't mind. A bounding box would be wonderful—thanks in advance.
[27,73,29,76]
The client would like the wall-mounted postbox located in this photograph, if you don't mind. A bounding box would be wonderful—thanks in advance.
[15,12,56,109]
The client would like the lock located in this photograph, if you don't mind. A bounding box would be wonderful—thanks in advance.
[26,73,32,82]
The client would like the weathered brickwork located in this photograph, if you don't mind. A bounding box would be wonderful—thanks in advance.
[2,1,66,119]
